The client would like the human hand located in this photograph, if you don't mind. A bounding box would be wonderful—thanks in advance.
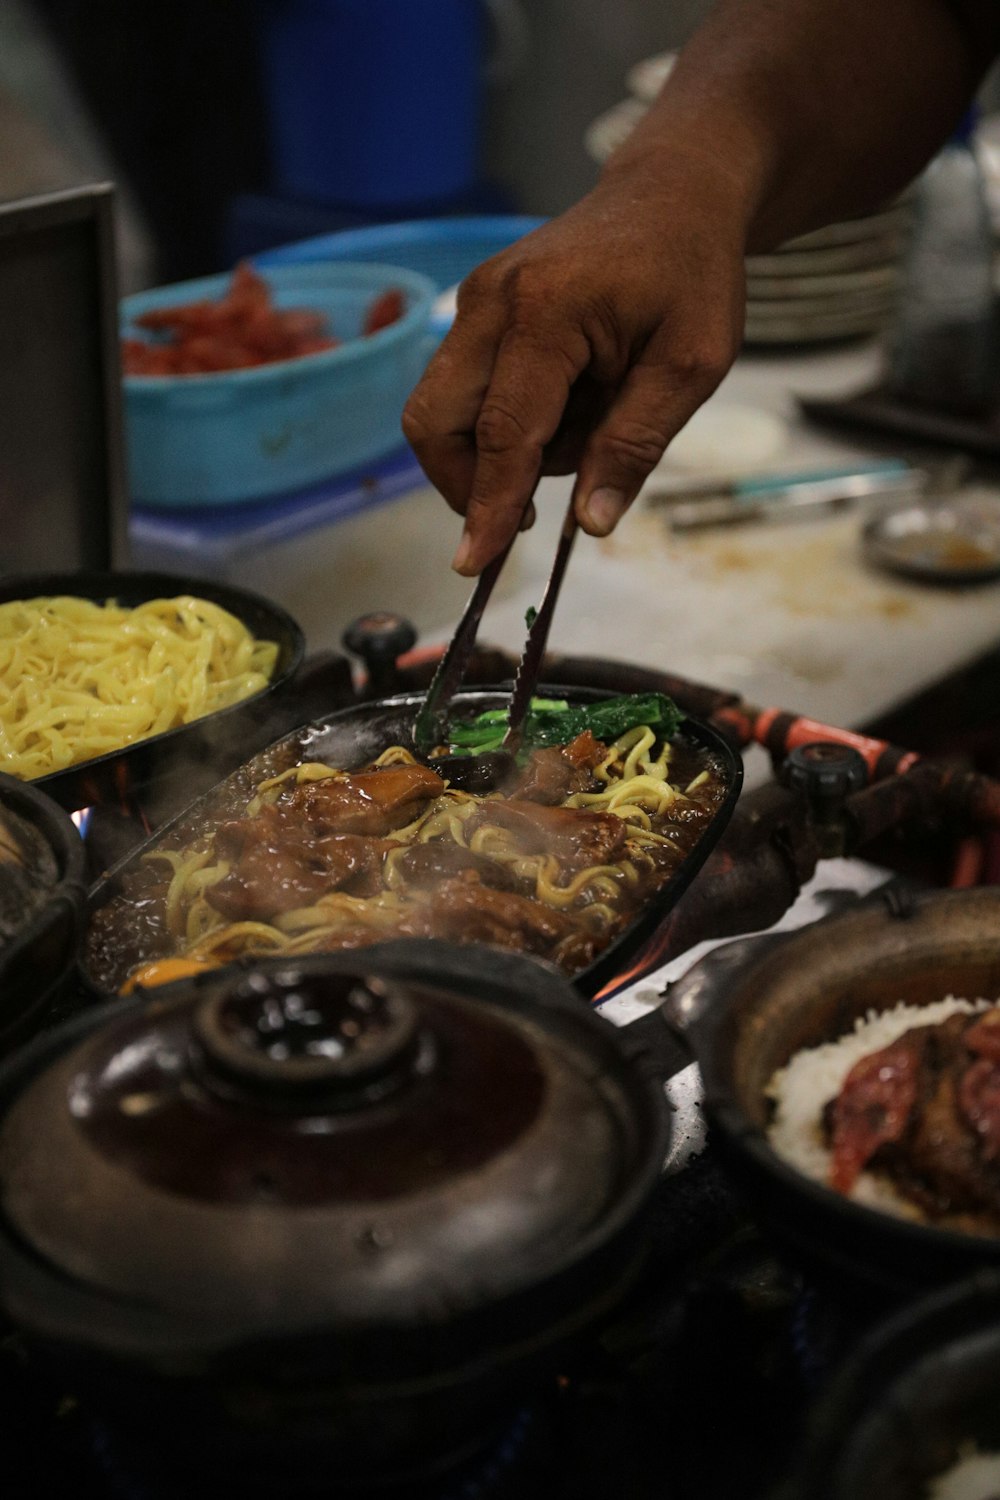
[402,163,747,575]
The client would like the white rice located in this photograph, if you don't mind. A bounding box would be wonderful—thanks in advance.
[927,1444,1000,1500]
[765,996,999,1220]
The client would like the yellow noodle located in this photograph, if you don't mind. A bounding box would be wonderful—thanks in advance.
[0,594,279,780]
[468,826,522,860]
[628,825,681,848]
[186,921,290,959]
[185,895,229,946]
[621,726,656,781]
[373,746,420,767]
[129,719,719,980]
[165,850,214,937]
[184,865,230,899]
[390,792,469,844]
[575,903,619,931]
[420,810,474,845]
[255,762,341,794]
[383,846,412,890]
[536,864,625,908]
[566,774,683,816]
[275,890,405,932]
[143,848,192,874]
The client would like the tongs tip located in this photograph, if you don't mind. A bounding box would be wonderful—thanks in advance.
[413,499,579,759]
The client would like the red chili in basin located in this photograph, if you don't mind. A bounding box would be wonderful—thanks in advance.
[123,262,406,376]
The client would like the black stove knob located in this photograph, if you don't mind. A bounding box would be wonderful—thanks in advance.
[782,741,868,800]
[342,613,418,697]
[781,741,868,856]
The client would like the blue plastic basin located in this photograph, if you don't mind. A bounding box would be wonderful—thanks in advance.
[121,261,436,508]
[258,215,546,294]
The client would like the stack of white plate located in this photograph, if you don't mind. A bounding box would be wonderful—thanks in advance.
[586,54,910,347]
[742,205,909,345]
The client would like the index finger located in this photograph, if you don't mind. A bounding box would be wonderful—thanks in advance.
[402,306,504,516]
[453,326,589,575]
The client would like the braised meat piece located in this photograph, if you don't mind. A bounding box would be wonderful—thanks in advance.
[392,842,519,891]
[470,799,627,870]
[511,731,606,804]
[207,806,389,919]
[405,877,575,955]
[562,730,607,771]
[828,1032,924,1194]
[965,1009,1000,1063]
[288,764,445,836]
[959,1058,1000,1163]
[551,928,601,973]
[826,1010,1000,1225]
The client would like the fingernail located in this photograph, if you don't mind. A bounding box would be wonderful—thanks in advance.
[452,533,475,574]
[519,502,536,532]
[582,487,626,536]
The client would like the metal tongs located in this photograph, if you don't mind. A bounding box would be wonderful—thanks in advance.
[412,499,579,784]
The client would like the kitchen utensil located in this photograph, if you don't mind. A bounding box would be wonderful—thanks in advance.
[502,503,579,750]
[412,544,515,755]
[663,470,923,531]
[413,499,578,760]
[647,460,915,507]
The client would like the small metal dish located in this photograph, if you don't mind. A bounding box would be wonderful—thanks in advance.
[862,492,1000,583]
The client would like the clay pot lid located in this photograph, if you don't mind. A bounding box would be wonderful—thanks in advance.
[0,944,663,1343]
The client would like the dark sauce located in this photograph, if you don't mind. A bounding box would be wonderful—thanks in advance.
[84,734,728,993]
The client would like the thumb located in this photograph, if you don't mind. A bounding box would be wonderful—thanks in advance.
[573,348,729,536]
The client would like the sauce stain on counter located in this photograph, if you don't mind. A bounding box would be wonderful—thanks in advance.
[683,525,922,623]
[763,644,845,685]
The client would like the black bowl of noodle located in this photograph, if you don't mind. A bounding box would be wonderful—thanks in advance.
[0,772,87,1052]
[670,886,1000,1293]
[0,571,305,815]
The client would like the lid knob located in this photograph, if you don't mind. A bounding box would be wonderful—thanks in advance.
[342,612,418,697]
[191,968,426,1111]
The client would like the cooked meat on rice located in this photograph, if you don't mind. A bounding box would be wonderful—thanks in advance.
[767,998,1000,1234]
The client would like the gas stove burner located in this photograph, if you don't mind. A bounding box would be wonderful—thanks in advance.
[83,1405,541,1500]
[789,1286,879,1396]
[428,1407,538,1500]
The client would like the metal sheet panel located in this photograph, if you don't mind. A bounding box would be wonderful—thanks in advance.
[0,183,127,574]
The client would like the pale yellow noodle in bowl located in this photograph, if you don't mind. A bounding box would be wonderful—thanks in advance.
[0,595,279,780]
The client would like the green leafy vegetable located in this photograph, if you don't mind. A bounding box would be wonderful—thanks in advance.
[446,693,683,755]
[525,605,538,629]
